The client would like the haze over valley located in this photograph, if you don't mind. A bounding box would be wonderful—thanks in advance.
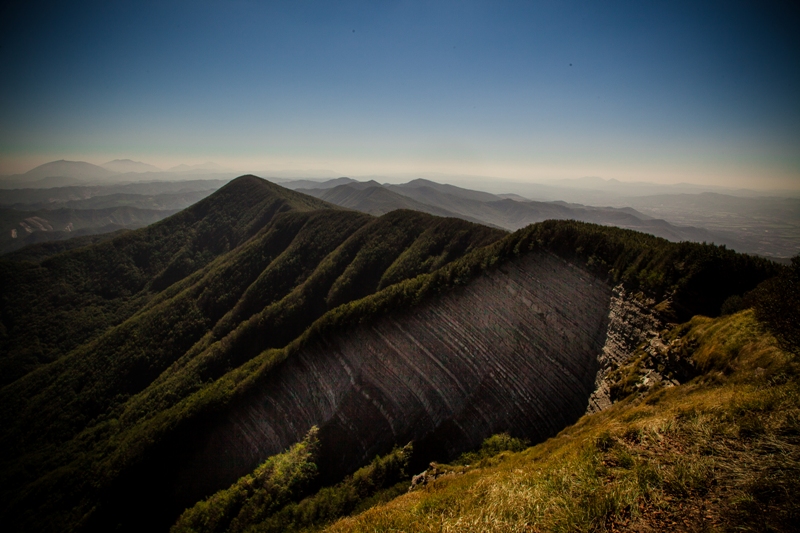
[2,159,797,260]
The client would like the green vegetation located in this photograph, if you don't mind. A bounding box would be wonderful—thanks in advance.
[173,430,413,533]
[0,176,337,384]
[274,219,779,357]
[173,428,321,533]
[748,255,800,350]
[453,433,529,466]
[322,310,799,532]
[0,177,787,532]
[510,220,781,320]
[0,178,504,532]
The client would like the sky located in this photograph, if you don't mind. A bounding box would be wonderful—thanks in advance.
[0,0,798,189]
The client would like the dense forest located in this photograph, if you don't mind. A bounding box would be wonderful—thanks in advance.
[0,176,787,532]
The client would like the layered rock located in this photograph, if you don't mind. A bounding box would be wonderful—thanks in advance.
[587,286,667,412]
[174,251,613,501]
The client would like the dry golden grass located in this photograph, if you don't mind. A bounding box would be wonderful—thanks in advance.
[323,310,800,533]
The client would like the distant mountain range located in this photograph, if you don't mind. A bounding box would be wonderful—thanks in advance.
[0,205,177,255]
[22,160,117,181]
[0,160,117,188]
[284,178,736,250]
[0,164,797,259]
[101,159,162,173]
[0,160,238,189]
[0,180,229,254]
[273,178,797,260]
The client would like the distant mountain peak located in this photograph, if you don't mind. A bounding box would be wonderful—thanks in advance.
[209,174,340,213]
[23,160,117,180]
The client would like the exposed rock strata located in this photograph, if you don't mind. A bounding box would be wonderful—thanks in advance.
[587,286,667,412]
[175,251,613,501]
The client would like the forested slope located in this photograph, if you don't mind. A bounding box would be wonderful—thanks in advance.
[0,176,337,384]
[0,176,504,532]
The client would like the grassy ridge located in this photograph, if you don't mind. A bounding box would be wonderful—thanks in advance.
[322,310,799,532]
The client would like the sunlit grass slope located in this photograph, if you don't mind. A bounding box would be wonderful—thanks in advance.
[321,310,798,533]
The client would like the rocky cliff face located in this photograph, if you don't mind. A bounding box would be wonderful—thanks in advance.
[174,251,615,502]
[587,286,668,412]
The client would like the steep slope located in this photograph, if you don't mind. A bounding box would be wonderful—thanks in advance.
[0,170,781,533]
[159,224,783,533]
[176,251,611,500]
[0,182,505,532]
[66,227,789,531]
[0,176,338,384]
[320,309,800,533]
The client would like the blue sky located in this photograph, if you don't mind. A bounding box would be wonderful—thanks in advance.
[1,0,798,189]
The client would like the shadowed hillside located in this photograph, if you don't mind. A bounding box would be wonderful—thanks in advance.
[0,176,338,383]
[160,221,783,533]
[0,176,505,532]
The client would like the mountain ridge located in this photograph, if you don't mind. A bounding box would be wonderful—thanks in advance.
[101,159,162,173]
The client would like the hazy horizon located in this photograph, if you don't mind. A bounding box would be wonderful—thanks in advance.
[1,1,798,190]
[6,158,800,194]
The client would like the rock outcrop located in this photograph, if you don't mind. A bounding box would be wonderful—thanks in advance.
[587,286,667,412]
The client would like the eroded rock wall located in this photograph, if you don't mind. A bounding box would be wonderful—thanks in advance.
[587,286,667,412]
[175,251,613,501]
